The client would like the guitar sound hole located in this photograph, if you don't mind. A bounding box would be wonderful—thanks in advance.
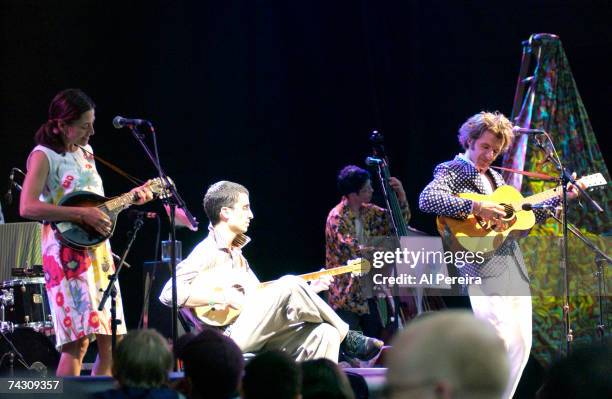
[489,204,517,232]
[501,203,514,219]
[475,203,517,232]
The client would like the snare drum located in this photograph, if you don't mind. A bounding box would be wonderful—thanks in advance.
[0,277,52,330]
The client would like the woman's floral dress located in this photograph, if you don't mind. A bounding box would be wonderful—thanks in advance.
[31,144,126,349]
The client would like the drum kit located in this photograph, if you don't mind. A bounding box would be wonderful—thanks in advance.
[0,267,59,375]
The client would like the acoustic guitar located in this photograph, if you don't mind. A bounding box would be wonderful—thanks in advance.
[437,173,607,254]
[51,177,172,249]
[191,258,371,327]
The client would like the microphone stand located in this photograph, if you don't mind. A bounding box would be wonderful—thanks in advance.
[125,123,198,370]
[98,213,144,351]
[4,167,24,206]
[0,328,30,375]
[544,210,611,344]
[535,131,604,354]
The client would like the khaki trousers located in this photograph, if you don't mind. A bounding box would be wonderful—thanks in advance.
[227,275,350,361]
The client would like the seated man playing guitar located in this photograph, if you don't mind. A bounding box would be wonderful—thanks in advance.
[159,180,383,362]
[418,111,584,399]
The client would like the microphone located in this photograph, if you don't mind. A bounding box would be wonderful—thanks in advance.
[365,156,383,166]
[522,203,556,211]
[512,126,546,135]
[12,168,25,177]
[5,168,15,205]
[112,116,151,129]
[28,361,48,376]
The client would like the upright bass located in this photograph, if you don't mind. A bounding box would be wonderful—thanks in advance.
[367,131,445,318]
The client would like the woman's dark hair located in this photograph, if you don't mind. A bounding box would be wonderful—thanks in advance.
[337,165,370,196]
[34,88,95,153]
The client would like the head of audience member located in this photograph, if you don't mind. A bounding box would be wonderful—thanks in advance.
[176,328,244,399]
[386,310,510,399]
[457,111,513,172]
[241,351,301,399]
[337,165,373,205]
[112,329,173,389]
[203,181,253,234]
[35,88,96,154]
[537,341,612,399]
[301,358,354,399]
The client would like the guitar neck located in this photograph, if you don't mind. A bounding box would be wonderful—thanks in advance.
[516,186,561,208]
[105,191,136,212]
[297,265,354,282]
[259,265,354,288]
[512,173,605,209]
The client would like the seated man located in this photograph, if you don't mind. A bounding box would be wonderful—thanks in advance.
[159,180,382,362]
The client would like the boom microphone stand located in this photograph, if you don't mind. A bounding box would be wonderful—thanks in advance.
[534,131,603,354]
[122,122,198,370]
[544,210,611,343]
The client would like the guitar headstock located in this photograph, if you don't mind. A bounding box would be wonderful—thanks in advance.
[146,177,174,199]
[347,258,371,277]
[578,173,607,190]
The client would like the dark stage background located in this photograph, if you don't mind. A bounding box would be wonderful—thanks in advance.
[1,0,610,330]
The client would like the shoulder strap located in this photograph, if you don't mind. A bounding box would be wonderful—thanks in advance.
[77,145,144,185]
[491,165,557,182]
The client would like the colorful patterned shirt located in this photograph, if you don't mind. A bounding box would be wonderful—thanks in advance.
[325,198,411,314]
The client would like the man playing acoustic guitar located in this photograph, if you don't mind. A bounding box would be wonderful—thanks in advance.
[159,180,383,362]
[418,111,582,399]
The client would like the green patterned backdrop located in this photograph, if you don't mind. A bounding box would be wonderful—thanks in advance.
[502,35,611,366]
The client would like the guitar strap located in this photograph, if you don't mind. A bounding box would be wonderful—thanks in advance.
[491,165,558,182]
[77,145,144,186]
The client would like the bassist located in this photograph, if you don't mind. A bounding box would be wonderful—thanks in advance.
[325,165,410,342]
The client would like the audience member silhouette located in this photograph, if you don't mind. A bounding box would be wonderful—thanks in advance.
[537,341,612,399]
[301,358,355,399]
[175,328,244,399]
[94,329,181,399]
[241,351,301,399]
